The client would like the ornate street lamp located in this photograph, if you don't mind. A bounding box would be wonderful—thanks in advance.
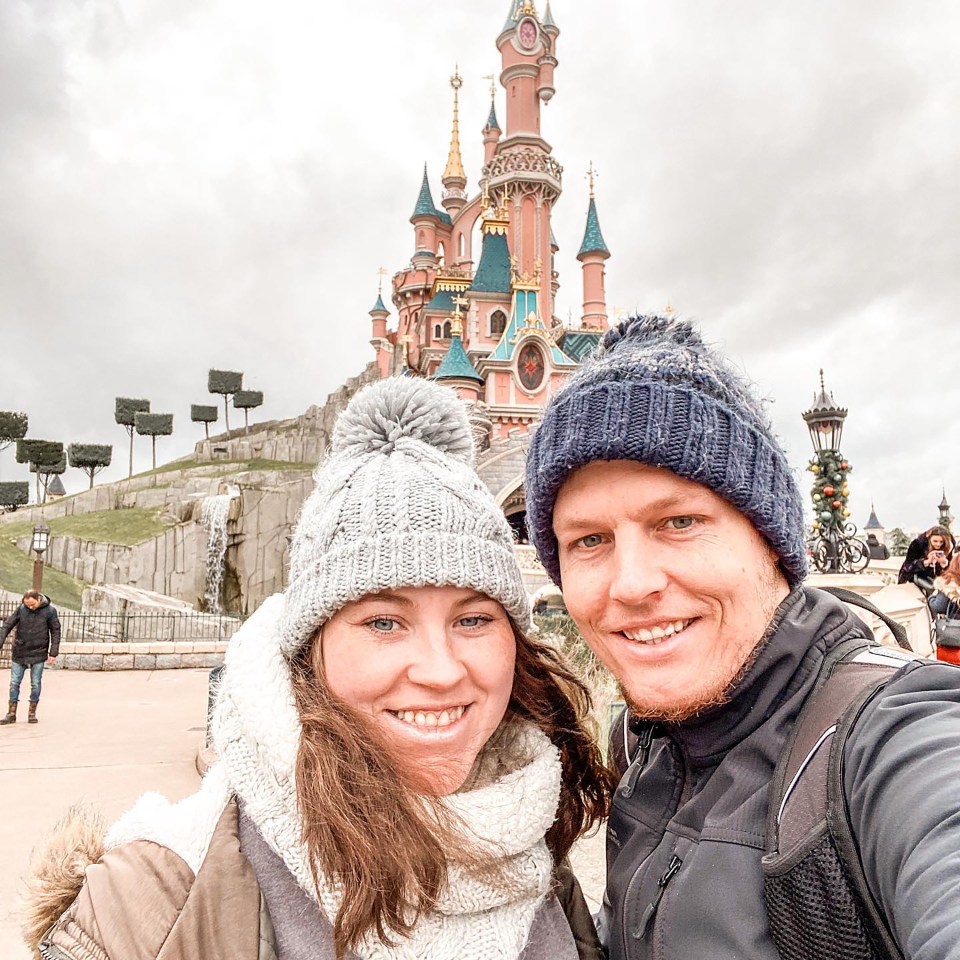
[802,371,868,574]
[938,488,952,533]
[31,522,50,592]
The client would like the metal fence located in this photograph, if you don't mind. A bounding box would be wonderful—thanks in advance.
[0,601,243,667]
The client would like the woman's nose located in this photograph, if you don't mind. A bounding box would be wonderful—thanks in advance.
[406,634,469,689]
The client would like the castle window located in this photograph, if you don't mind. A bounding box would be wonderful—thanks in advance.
[490,310,507,338]
[434,324,442,340]
[443,321,452,339]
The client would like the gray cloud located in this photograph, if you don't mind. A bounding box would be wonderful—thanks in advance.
[1,0,957,535]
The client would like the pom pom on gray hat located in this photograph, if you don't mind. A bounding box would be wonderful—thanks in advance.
[280,377,532,657]
[524,314,807,589]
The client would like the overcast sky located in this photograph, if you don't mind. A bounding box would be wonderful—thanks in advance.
[1,0,958,535]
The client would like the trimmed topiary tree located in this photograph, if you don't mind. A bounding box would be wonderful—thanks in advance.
[135,412,173,470]
[232,390,263,432]
[0,481,29,512]
[191,404,219,440]
[68,443,113,489]
[208,370,243,434]
[0,411,28,455]
[17,439,65,503]
[115,397,150,477]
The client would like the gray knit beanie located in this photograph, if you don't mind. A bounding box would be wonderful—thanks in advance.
[525,315,807,588]
[280,377,532,657]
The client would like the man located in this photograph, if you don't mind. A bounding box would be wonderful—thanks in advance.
[0,589,60,724]
[525,315,960,958]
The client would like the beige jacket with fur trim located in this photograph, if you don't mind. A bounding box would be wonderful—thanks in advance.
[27,799,600,960]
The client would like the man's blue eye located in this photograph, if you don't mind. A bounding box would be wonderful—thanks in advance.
[579,534,603,548]
[670,517,695,530]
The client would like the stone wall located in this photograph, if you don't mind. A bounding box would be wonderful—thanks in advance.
[228,473,315,614]
[193,363,380,465]
[19,523,208,605]
[54,640,228,671]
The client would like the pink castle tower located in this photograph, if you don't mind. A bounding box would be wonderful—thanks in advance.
[369,0,615,445]
[577,163,610,330]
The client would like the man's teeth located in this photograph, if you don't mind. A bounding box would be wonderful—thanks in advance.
[391,705,466,728]
[623,620,691,645]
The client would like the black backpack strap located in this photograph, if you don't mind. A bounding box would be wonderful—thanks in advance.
[763,638,913,960]
[819,586,912,651]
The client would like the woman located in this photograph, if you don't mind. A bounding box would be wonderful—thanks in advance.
[897,524,954,587]
[930,553,960,619]
[27,378,613,960]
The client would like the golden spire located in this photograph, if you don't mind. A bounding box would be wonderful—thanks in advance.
[483,74,496,100]
[451,294,468,337]
[443,68,466,183]
[586,161,597,199]
[377,266,387,294]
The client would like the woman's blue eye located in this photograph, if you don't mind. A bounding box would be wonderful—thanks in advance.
[458,615,491,628]
[370,618,398,632]
[669,516,696,530]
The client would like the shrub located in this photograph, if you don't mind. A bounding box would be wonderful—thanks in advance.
[233,390,263,409]
[0,412,28,447]
[114,397,150,427]
[208,370,243,395]
[191,405,219,423]
[0,481,29,510]
[68,443,113,489]
[135,413,174,470]
[16,439,63,467]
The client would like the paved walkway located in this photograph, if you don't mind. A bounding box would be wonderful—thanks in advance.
[0,668,606,957]
[0,669,209,959]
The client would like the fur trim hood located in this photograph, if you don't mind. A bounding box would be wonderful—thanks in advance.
[22,805,105,955]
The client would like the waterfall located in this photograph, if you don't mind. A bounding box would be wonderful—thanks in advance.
[200,494,231,613]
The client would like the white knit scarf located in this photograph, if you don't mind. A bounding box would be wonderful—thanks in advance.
[209,595,562,960]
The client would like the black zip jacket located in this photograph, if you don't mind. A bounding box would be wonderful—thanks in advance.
[1,597,61,665]
[600,586,960,959]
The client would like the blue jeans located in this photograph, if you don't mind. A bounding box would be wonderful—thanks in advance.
[9,662,44,703]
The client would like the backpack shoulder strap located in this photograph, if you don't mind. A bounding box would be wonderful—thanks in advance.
[764,638,914,960]
[818,585,913,651]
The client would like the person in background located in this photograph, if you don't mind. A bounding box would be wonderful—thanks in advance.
[897,525,954,587]
[865,532,889,560]
[929,553,960,619]
[0,589,60,725]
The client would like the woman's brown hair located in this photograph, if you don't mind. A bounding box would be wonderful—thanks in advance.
[289,621,614,958]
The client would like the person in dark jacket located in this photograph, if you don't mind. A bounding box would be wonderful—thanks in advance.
[525,314,960,959]
[0,589,60,724]
[865,532,890,560]
[897,524,954,586]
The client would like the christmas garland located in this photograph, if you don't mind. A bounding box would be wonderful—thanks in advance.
[808,453,852,532]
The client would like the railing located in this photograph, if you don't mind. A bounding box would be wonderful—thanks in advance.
[0,602,243,667]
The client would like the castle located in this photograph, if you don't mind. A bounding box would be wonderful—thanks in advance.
[366,0,612,546]
[0,1,616,617]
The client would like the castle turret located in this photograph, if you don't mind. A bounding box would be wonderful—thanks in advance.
[482,80,502,165]
[491,0,562,316]
[441,71,468,217]
[432,310,484,403]
[537,1,559,102]
[369,286,392,378]
[410,165,440,267]
[577,166,610,331]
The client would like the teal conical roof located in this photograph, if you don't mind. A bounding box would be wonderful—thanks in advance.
[865,505,883,529]
[411,165,437,220]
[370,294,387,314]
[577,197,610,258]
[470,231,512,293]
[543,1,557,28]
[432,334,483,383]
[486,101,500,131]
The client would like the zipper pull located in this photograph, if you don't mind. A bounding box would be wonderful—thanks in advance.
[632,855,682,940]
[620,721,658,799]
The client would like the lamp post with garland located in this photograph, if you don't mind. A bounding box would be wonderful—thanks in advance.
[802,370,869,574]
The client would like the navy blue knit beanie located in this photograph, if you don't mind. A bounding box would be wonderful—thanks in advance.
[525,315,807,587]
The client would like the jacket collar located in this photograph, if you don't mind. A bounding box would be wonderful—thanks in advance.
[664,586,871,764]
